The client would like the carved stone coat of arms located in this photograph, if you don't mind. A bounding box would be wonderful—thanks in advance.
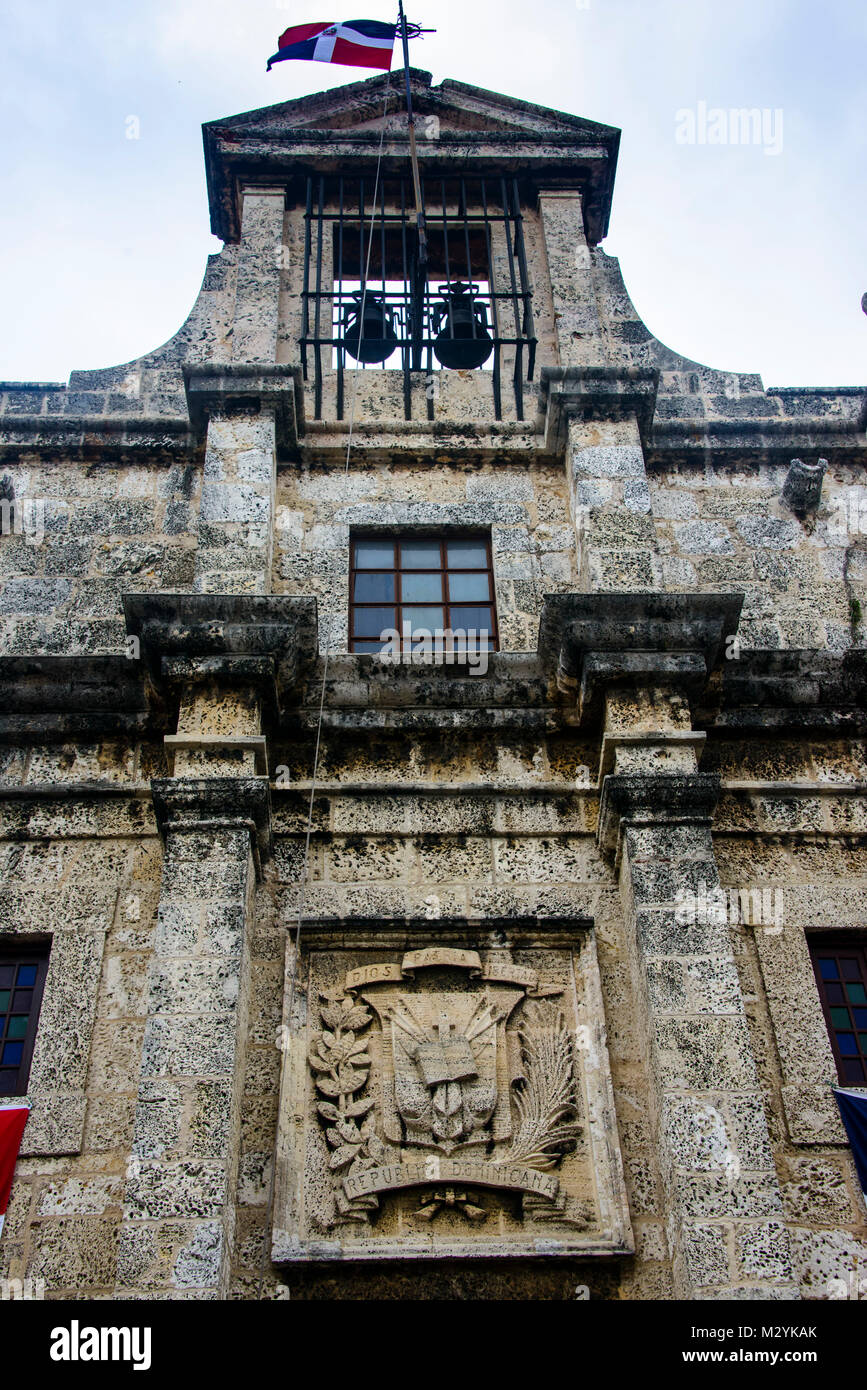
[272,922,633,1263]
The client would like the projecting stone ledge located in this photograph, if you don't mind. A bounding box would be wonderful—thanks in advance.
[713,647,867,731]
[151,775,273,875]
[123,592,318,721]
[0,654,156,737]
[183,363,303,450]
[537,591,743,722]
[597,771,721,860]
[537,365,659,451]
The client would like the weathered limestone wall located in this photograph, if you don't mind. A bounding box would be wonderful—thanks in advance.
[119,815,255,1299]
[0,459,201,655]
[274,460,576,654]
[2,71,866,1303]
[0,761,162,1296]
[650,458,867,651]
[0,731,667,1299]
[709,746,867,1295]
[3,448,862,659]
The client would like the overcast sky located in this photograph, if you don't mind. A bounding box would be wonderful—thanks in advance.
[1,0,864,388]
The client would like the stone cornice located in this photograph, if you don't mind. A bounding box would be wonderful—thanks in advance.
[537,592,744,722]
[538,366,659,450]
[705,646,867,732]
[0,655,163,738]
[3,637,866,740]
[0,415,193,460]
[0,381,861,463]
[203,69,621,245]
[294,914,593,952]
[183,363,303,452]
[647,414,867,461]
[597,771,721,860]
[122,592,319,722]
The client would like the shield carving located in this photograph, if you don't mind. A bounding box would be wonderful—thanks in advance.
[374,992,501,1152]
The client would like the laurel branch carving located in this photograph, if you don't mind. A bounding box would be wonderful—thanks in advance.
[308,989,386,1221]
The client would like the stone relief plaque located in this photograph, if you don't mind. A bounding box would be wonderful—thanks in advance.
[272,920,633,1263]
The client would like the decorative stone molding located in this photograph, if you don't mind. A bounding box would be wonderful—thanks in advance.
[713,647,867,732]
[183,363,302,451]
[538,591,743,720]
[0,414,193,460]
[0,655,154,738]
[272,916,633,1264]
[151,775,273,876]
[16,929,107,1158]
[598,729,706,779]
[163,734,268,776]
[122,592,318,721]
[538,365,659,451]
[202,69,621,246]
[597,771,721,862]
[752,924,848,1147]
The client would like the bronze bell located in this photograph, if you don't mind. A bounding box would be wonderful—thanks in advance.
[432,281,493,370]
[342,291,398,364]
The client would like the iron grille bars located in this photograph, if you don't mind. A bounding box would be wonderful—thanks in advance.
[299,175,536,422]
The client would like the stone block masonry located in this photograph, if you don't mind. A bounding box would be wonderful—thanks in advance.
[1,67,866,1303]
[119,811,255,1297]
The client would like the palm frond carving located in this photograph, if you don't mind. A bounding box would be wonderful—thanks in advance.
[501,1005,581,1170]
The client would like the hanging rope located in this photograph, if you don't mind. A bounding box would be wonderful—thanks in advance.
[257,64,396,1300]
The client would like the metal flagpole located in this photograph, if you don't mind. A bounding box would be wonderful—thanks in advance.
[397,2,431,370]
[397,0,428,270]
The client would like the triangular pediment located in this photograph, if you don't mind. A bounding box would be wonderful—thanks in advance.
[206,68,618,142]
[203,70,620,245]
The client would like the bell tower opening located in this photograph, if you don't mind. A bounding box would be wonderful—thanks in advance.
[299,174,536,420]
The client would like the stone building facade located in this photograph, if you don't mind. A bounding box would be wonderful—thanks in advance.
[0,70,866,1300]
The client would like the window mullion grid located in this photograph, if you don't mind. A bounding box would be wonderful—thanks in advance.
[812,941,867,1085]
[350,533,496,654]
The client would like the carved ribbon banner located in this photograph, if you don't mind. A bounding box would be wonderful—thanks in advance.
[344,963,404,990]
[343,953,541,994]
[401,948,482,976]
[343,1158,559,1204]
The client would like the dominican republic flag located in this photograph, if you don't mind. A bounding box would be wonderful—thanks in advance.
[0,1104,29,1238]
[834,1088,867,1203]
[267,20,397,72]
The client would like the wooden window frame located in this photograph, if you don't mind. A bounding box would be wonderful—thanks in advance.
[349,531,499,654]
[0,941,50,1097]
[808,936,867,1087]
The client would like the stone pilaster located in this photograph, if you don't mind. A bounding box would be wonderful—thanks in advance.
[188,185,286,595]
[194,407,277,595]
[598,692,797,1298]
[535,201,660,584]
[568,414,660,592]
[538,369,660,592]
[117,783,266,1298]
[232,187,286,365]
[537,189,600,368]
[117,593,315,1297]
